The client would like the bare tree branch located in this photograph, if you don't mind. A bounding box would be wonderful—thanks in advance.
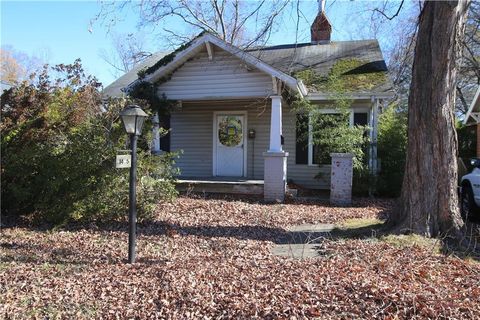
[212,0,227,40]
[373,0,405,21]
[99,32,152,77]
[94,0,288,48]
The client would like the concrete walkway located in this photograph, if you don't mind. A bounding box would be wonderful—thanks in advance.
[272,223,335,259]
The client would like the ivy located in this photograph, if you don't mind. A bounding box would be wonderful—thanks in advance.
[139,43,189,78]
[294,58,387,93]
[138,31,207,78]
[128,81,176,116]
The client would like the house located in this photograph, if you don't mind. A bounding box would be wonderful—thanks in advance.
[104,8,393,201]
[463,85,480,157]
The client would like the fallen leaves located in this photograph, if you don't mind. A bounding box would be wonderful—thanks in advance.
[1,196,479,319]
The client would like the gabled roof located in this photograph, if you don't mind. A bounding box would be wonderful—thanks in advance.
[129,33,305,97]
[102,52,168,98]
[103,33,393,99]
[464,85,480,125]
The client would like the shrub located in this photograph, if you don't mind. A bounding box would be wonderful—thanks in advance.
[376,104,407,197]
[1,60,177,225]
[457,123,476,164]
[309,112,368,171]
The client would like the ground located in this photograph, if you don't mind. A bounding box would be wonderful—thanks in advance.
[1,196,480,319]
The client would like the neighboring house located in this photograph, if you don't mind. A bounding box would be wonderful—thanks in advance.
[104,8,393,201]
[463,85,480,157]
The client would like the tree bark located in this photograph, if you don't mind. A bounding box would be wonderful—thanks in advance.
[388,0,470,238]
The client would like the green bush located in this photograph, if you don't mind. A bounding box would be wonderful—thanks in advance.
[1,60,177,224]
[376,104,407,197]
[309,112,368,171]
[457,123,476,166]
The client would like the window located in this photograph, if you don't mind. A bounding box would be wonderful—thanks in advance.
[218,116,243,147]
[295,114,309,164]
[159,115,171,152]
[353,113,368,127]
[295,111,369,165]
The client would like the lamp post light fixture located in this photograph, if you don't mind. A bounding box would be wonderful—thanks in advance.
[120,104,148,263]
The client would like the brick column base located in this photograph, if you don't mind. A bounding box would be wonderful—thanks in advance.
[330,153,354,206]
[263,151,289,202]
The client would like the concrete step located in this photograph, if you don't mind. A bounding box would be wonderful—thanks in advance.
[176,179,264,195]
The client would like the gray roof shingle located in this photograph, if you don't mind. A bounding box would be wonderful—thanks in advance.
[102,52,168,98]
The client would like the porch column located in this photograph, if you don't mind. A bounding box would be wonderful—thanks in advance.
[152,112,161,154]
[264,95,288,202]
[269,95,283,152]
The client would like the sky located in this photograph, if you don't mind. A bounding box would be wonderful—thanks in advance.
[1,0,414,87]
[1,0,140,85]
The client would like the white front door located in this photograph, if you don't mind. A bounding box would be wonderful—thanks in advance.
[215,114,245,177]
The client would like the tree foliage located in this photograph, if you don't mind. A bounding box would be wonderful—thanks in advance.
[0,48,25,85]
[457,124,477,159]
[1,60,177,224]
[376,104,407,197]
[0,46,45,85]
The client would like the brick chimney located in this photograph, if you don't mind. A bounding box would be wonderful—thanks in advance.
[311,0,332,43]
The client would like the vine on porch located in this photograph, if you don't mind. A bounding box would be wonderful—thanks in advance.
[137,31,207,79]
[128,80,177,116]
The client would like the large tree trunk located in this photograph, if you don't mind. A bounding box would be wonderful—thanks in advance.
[388,0,470,238]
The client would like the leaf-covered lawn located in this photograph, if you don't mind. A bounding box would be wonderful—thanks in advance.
[1,196,479,319]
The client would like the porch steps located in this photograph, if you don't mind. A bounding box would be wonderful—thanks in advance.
[176,179,264,195]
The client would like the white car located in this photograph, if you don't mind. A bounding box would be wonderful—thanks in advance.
[460,159,480,220]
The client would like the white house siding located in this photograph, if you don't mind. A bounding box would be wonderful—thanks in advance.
[170,105,213,177]
[157,49,274,100]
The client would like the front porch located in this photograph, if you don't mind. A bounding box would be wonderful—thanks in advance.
[153,96,291,201]
[152,96,382,201]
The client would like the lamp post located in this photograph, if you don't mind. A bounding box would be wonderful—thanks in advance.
[120,105,148,263]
